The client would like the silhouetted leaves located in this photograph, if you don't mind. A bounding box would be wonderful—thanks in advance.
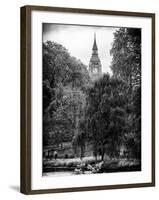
[43,41,89,149]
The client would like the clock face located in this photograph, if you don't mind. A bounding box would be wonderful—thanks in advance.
[93,68,98,73]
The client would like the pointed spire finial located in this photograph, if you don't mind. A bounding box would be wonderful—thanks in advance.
[93,32,97,50]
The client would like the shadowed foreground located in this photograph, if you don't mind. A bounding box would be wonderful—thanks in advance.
[43,156,141,175]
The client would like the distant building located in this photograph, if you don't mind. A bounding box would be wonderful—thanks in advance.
[89,33,102,80]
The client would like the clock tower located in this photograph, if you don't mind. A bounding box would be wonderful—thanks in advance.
[89,33,102,80]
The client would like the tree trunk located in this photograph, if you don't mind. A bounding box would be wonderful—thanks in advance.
[101,147,105,161]
[80,140,85,159]
[93,144,98,162]
[101,152,105,161]
[73,145,77,156]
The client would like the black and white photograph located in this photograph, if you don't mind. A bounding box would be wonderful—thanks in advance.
[42,23,141,177]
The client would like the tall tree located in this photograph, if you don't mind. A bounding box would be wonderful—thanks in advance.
[110,28,141,88]
[86,74,127,160]
[43,41,90,148]
[110,28,141,160]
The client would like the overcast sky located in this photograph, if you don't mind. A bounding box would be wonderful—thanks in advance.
[43,24,118,74]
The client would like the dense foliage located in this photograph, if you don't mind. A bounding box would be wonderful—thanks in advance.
[43,41,90,150]
[110,28,141,159]
[86,74,128,160]
[110,28,141,88]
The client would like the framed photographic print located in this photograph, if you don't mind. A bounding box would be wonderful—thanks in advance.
[20,5,155,194]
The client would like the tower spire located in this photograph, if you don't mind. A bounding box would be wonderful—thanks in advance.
[93,32,97,50]
[89,33,102,80]
[94,32,96,41]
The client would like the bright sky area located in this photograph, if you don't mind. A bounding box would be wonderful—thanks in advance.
[43,24,119,74]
